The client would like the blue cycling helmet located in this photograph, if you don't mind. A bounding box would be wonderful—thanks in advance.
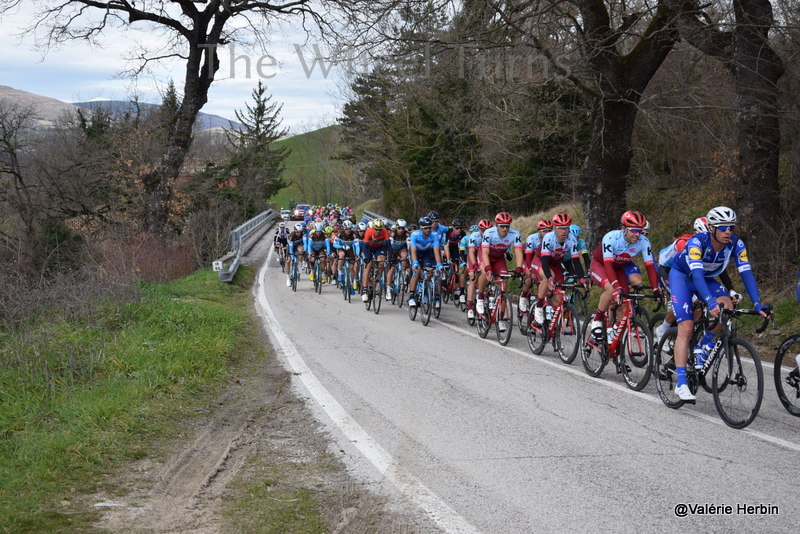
[419,216,433,228]
[427,211,440,221]
[314,222,324,232]
[569,224,581,237]
[469,224,479,232]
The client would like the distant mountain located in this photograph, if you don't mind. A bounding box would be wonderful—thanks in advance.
[0,85,83,127]
[73,100,243,131]
[0,86,242,131]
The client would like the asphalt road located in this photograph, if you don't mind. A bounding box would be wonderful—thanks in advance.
[252,240,799,533]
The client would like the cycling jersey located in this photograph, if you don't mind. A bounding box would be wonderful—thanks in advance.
[288,231,305,254]
[658,234,692,268]
[591,229,658,289]
[481,227,523,257]
[539,232,583,279]
[431,224,449,247]
[390,230,409,250]
[304,231,331,255]
[363,227,390,248]
[671,232,760,307]
[274,227,290,243]
[409,229,441,252]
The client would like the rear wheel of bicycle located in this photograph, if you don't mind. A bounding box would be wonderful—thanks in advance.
[774,334,800,417]
[517,298,529,336]
[495,294,513,346]
[712,337,763,429]
[421,282,433,326]
[476,306,491,338]
[374,278,383,315]
[397,272,406,308]
[408,287,418,321]
[620,318,653,391]
[291,263,298,293]
[314,262,322,294]
[648,312,667,335]
[580,320,607,377]
[653,328,685,408]
[527,319,547,355]
[556,303,582,364]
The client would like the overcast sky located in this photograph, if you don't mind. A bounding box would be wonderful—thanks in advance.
[0,6,352,134]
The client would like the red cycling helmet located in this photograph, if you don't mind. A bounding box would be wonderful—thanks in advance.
[537,220,553,231]
[620,210,647,229]
[495,211,513,225]
[478,219,493,230]
[552,212,572,227]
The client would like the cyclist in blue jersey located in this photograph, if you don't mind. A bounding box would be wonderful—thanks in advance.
[305,222,332,283]
[428,211,451,262]
[286,223,307,286]
[668,206,771,401]
[457,226,473,305]
[407,217,444,308]
[569,224,592,271]
[333,220,360,292]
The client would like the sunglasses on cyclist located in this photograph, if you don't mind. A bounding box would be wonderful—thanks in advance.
[628,228,644,234]
[713,225,735,232]
[498,224,511,229]
[554,226,570,230]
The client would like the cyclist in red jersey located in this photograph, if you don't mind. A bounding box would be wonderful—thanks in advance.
[360,219,391,302]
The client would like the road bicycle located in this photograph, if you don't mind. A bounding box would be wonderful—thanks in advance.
[311,255,324,295]
[774,333,800,417]
[653,307,771,429]
[579,289,657,391]
[408,267,437,326]
[527,282,584,364]
[389,257,410,308]
[275,243,288,272]
[440,261,463,309]
[339,257,354,303]
[363,258,387,314]
[288,253,306,293]
[476,273,515,346]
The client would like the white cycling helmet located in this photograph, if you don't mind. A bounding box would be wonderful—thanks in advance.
[358,222,368,231]
[396,218,407,228]
[342,220,353,230]
[693,217,708,233]
[314,222,324,232]
[279,221,286,228]
[706,206,737,227]
[293,223,303,231]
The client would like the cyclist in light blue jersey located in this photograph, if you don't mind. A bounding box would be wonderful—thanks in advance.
[668,206,771,401]
[407,217,443,308]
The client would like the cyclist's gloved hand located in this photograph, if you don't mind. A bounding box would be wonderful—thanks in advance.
[579,277,589,289]
[484,266,493,280]
[514,266,524,276]
[548,278,556,291]
[754,303,771,316]
[729,289,742,303]
[412,260,420,269]
[436,262,443,271]
[460,261,468,269]
[653,288,663,302]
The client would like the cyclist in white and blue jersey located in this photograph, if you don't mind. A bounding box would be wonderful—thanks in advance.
[386,219,410,300]
[407,217,443,308]
[465,219,492,319]
[333,220,360,291]
[569,224,592,271]
[668,206,771,401]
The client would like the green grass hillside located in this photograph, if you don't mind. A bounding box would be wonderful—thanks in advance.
[269,125,357,209]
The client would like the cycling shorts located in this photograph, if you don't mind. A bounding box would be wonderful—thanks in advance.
[362,244,388,263]
[669,269,727,323]
[337,247,356,261]
[416,249,436,269]
[485,253,509,277]
[389,247,408,263]
[310,247,327,258]
[588,258,640,290]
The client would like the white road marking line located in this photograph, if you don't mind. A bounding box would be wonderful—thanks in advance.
[435,318,800,453]
[255,255,480,534]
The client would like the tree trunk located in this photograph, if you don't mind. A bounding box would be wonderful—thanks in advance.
[731,0,785,265]
[579,99,640,241]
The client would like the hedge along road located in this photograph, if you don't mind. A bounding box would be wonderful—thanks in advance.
[255,247,799,533]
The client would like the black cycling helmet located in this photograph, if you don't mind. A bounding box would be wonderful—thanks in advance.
[419,216,433,228]
[427,210,440,221]
[452,218,463,227]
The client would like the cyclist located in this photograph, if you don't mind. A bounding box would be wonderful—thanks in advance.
[588,210,662,340]
[446,219,468,300]
[569,224,592,271]
[457,225,474,305]
[519,220,553,313]
[652,217,739,341]
[407,216,444,308]
[360,218,391,302]
[333,220,360,292]
[477,212,524,323]
[668,206,770,401]
[428,211,451,262]
[274,221,290,258]
[530,212,587,325]
[305,222,331,283]
[386,219,410,300]
[286,223,306,286]
[466,219,492,320]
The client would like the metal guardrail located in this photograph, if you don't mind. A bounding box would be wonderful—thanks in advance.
[213,209,278,282]
[363,210,396,227]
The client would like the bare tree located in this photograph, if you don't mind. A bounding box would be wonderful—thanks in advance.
[1,0,355,233]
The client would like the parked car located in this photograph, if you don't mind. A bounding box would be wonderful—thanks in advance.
[280,209,291,220]
[292,204,311,220]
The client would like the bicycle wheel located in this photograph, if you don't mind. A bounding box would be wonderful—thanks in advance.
[712,337,763,429]
[315,262,322,294]
[476,300,491,338]
[517,297,529,335]
[574,292,588,318]
[291,262,298,292]
[397,270,406,309]
[620,318,653,391]
[648,312,666,334]
[556,303,582,364]
[421,281,433,326]
[433,278,443,319]
[653,328,685,408]
[774,334,800,417]
[390,273,399,305]
[408,287,418,321]
[495,294,513,346]
[527,318,547,355]
[580,320,607,377]
[635,305,652,328]
[373,276,383,315]
[442,275,452,305]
